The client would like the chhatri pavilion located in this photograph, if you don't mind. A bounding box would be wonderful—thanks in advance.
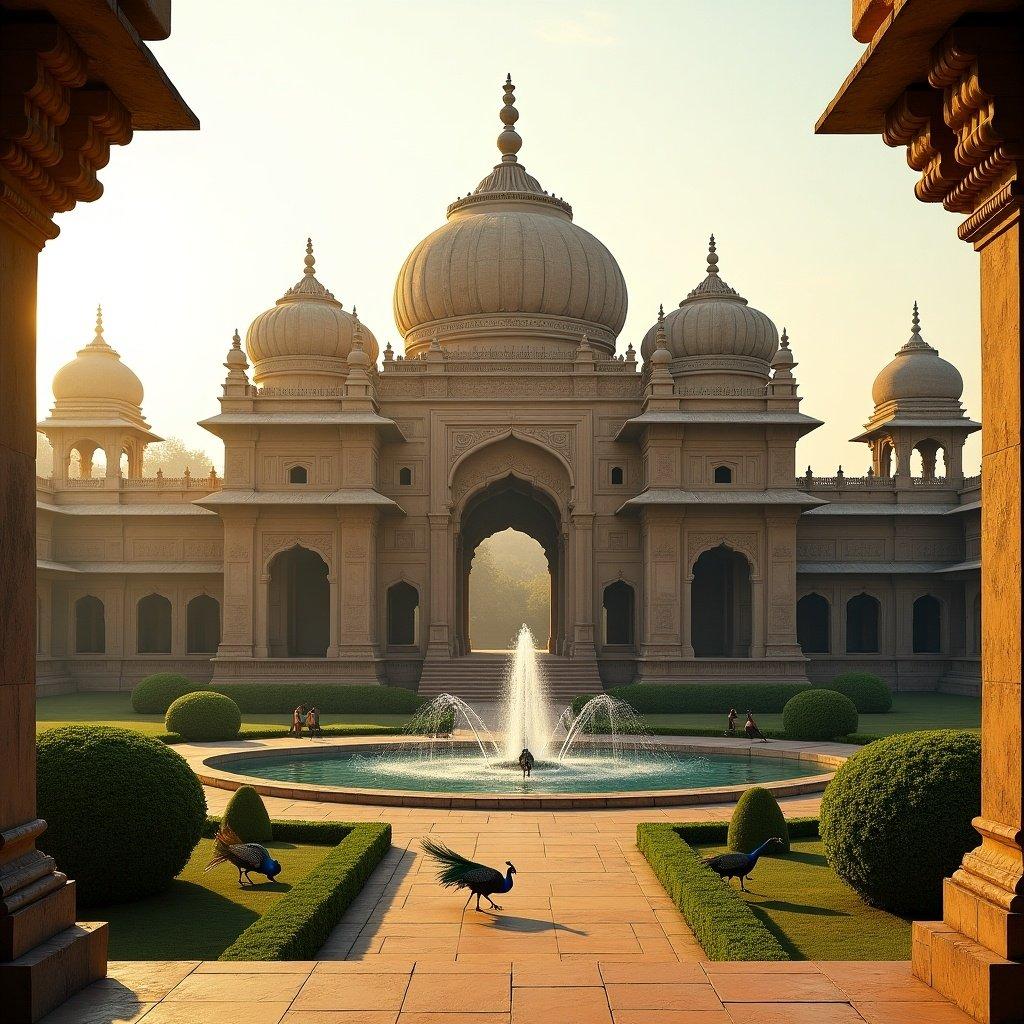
[34,80,981,702]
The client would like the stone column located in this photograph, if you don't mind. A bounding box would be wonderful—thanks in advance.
[254,574,270,658]
[750,576,766,658]
[327,575,339,658]
[425,512,452,661]
[571,512,597,658]
[681,573,695,658]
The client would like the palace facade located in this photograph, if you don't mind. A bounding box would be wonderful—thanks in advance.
[35,80,982,701]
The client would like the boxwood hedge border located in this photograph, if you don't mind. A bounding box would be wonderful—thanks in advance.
[199,814,391,960]
[637,817,819,961]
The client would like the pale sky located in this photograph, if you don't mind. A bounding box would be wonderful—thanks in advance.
[37,0,982,474]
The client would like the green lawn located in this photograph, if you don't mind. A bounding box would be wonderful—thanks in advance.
[36,692,411,735]
[87,837,331,960]
[642,692,979,737]
[697,838,911,960]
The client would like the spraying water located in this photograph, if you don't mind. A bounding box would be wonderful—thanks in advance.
[498,625,556,761]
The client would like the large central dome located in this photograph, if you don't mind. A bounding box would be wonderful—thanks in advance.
[394,77,627,358]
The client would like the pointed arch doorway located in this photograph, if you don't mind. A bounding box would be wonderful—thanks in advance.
[455,476,566,655]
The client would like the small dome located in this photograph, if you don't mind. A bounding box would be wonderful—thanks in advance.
[393,77,627,357]
[246,240,378,387]
[640,237,778,372]
[52,307,144,407]
[871,303,963,406]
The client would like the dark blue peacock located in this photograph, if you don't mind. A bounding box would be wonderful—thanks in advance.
[205,826,282,887]
[421,838,516,911]
[703,837,783,891]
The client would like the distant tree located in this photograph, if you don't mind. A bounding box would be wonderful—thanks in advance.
[143,437,221,478]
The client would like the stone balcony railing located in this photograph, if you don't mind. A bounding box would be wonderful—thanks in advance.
[39,474,223,492]
[797,474,959,490]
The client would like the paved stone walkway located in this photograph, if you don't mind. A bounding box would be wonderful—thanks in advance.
[37,778,976,1022]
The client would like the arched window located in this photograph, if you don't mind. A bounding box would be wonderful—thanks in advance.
[846,593,880,653]
[796,593,830,654]
[387,581,419,646]
[398,467,412,486]
[187,594,220,654]
[713,465,732,484]
[288,465,308,484]
[610,466,624,486]
[603,581,635,647]
[137,593,172,654]
[913,595,942,654]
[75,595,105,654]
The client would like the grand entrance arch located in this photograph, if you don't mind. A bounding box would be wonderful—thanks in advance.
[268,545,330,657]
[691,544,752,657]
[456,476,565,654]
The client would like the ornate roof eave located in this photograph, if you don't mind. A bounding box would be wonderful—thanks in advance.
[851,411,981,443]
[615,488,829,515]
[197,412,406,443]
[615,410,823,442]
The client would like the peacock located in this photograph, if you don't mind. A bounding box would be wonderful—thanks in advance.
[205,826,282,887]
[703,837,783,891]
[420,838,516,911]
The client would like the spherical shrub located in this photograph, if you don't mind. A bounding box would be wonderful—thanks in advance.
[783,689,858,740]
[132,672,206,714]
[37,726,206,905]
[820,730,980,917]
[824,672,893,713]
[165,691,241,741]
[222,785,272,843]
[728,786,790,854]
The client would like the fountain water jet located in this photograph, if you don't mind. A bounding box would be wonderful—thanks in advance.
[499,625,556,761]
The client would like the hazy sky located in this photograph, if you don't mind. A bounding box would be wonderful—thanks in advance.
[37,0,981,473]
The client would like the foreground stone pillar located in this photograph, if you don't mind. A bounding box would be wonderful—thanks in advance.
[818,4,1024,1020]
[0,7,195,1019]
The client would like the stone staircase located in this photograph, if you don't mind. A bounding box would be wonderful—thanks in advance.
[417,651,602,702]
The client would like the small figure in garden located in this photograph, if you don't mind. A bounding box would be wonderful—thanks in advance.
[744,711,768,743]
[205,826,282,887]
[291,704,305,738]
[704,837,783,891]
[726,707,738,737]
[306,705,323,738]
[421,838,516,912]
[518,747,535,778]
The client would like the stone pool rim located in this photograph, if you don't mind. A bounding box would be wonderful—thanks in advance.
[191,734,848,809]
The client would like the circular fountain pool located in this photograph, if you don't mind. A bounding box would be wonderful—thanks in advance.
[213,745,822,796]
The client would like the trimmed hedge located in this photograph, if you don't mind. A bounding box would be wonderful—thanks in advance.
[219,819,392,960]
[209,684,423,715]
[132,672,208,714]
[165,691,242,742]
[638,818,819,961]
[728,787,790,854]
[37,726,206,905]
[222,785,272,843]
[574,682,811,717]
[158,723,407,745]
[783,689,859,740]
[823,672,893,713]
[820,730,980,917]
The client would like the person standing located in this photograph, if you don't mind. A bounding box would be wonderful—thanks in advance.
[726,708,738,737]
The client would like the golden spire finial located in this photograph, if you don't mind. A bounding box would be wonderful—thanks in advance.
[497,73,522,164]
[304,238,315,277]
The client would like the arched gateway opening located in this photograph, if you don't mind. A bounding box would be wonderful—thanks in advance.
[457,476,563,654]
[268,545,330,657]
[691,545,752,657]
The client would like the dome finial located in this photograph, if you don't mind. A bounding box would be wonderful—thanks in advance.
[912,300,921,337]
[232,328,241,349]
[497,73,522,164]
[781,326,789,349]
[706,234,719,276]
[87,303,112,351]
[304,238,315,277]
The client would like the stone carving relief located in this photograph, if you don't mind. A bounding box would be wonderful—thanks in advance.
[261,532,334,571]
[797,540,835,560]
[840,538,886,559]
[687,532,760,574]
[451,439,570,510]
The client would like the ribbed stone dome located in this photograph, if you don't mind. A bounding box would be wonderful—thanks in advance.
[393,77,627,357]
[52,307,144,408]
[246,240,378,387]
[640,237,778,372]
[872,303,963,406]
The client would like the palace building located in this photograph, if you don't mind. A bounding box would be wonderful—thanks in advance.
[34,80,982,702]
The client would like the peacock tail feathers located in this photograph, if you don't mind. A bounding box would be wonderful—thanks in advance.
[205,826,266,872]
[420,838,494,890]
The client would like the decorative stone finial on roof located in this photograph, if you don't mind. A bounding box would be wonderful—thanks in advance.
[683,234,741,302]
[282,238,336,301]
[224,326,249,376]
[304,237,315,276]
[780,327,789,349]
[706,235,718,276]
[497,74,522,164]
[88,304,113,351]
[899,299,932,352]
[651,304,671,365]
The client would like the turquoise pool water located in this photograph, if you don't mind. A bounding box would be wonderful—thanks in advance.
[218,746,819,795]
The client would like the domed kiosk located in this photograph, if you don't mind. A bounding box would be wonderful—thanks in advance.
[394,76,627,358]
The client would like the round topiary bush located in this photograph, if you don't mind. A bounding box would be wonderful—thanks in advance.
[132,672,206,714]
[820,730,980,917]
[824,672,893,713]
[783,689,858,740]
[37,726,206,905]
[222,785,272,843]
[165,691,241,741]
[727,786,790,854]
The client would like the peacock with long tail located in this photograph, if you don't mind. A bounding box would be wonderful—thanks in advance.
[205,826,282,887]
[421,838,516,911]
[704,837,783,891]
